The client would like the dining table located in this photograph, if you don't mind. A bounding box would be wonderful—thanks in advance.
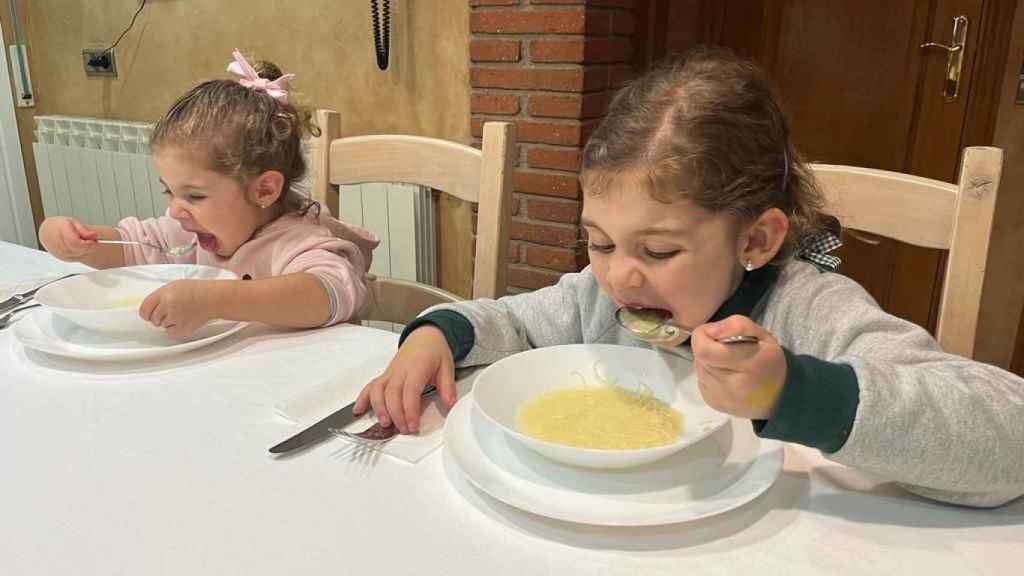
[1,240,1021,576]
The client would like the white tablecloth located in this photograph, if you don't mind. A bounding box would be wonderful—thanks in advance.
[1,241,1021,576]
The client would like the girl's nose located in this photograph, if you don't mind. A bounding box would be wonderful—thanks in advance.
[167,198,190,220]
[607,254,645,290]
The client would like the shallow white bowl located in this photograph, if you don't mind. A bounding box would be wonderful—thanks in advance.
[33,264,237,335]
[471,344,728,469]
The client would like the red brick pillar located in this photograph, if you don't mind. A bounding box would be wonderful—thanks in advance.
[469,0,636,292]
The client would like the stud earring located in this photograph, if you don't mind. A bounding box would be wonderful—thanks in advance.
[744,260,755,272]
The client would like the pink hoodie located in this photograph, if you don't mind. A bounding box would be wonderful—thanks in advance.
[116,211,379,326]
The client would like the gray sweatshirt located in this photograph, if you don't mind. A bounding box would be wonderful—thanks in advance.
[410,260,1024,508]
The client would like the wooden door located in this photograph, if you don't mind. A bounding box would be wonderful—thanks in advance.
[639,0,1012,338]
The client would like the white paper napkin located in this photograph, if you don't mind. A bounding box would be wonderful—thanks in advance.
[275,355,479,464]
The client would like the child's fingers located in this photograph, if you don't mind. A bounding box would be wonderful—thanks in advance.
[154,306,171,328]
[166,322,192,339]
[693,337,758,369]
[403,373,427,433]
[63,222,94,249]
[702,314,758,340]
[352,376,379,416]
[139,291,160,322]
[369,376,390,427]
[694,367,720,403]
[71,219,97,241]
[436,354,457,409]
[147,306,168,329]
[60,228,91,251]
[384,372,410,433]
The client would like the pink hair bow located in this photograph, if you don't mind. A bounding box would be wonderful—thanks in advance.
[226,49,295,104]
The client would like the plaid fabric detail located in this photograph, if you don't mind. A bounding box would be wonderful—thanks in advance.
[797,231,842,271]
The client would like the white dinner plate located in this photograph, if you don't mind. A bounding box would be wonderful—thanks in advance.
[12,308,245,362]
[443,396,783,526]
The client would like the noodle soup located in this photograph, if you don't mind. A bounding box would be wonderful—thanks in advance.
[517,386,682,449]
[472,344,728,468]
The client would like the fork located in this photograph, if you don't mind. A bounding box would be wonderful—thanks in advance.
[331,421,400,447]
[330,384,439,447]
[0,303,40,329]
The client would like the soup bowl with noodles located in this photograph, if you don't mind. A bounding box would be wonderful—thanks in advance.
[471,344,729,469]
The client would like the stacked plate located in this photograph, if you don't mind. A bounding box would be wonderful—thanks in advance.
[13,265,244,361]
[442,344,784,526]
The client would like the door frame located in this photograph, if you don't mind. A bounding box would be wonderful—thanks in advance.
[960,0,1018,151]
[0,17,35,248]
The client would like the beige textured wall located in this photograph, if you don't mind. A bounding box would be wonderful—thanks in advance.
[22,0,469,139]
[7,0,472,292]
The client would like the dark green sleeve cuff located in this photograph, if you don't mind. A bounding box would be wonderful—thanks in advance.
[399,310,476,362]
[752,347,859,453]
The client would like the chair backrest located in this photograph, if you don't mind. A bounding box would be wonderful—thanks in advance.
[810,146,1003,358]
[361,276,463,325]
[309,110,516,323]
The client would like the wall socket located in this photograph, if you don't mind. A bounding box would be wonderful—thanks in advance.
[82,48,117,77]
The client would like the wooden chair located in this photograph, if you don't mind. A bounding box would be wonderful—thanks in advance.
[309,110,516,324]
[810,146,1003,359]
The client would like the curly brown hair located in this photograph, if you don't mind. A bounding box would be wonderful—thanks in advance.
[151,56,321,214]
[581,47,836,262]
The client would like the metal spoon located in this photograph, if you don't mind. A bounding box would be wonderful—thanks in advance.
[97,238,198,257]
[615,307,759,347]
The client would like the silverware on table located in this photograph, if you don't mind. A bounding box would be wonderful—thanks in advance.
[0,273,78,314]
[0,303,40,329]
[269,384,438,455]
[331,421,400,447]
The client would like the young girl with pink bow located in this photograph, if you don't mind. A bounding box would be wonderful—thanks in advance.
[39,50,378,338]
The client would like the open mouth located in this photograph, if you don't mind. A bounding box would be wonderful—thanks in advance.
[622,304,673,320]
[615,305,676,337]
[195,232,219,252]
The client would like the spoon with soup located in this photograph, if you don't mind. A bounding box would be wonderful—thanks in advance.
[96,238,198,257]
[615,307,759,347]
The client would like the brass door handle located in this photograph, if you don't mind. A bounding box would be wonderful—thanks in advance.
[920,42,962,53]
[920,15,968,102]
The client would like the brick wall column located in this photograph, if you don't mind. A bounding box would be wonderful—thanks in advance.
[469,0,637,292]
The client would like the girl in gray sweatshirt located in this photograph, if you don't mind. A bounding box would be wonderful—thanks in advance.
[354,48,1024,508]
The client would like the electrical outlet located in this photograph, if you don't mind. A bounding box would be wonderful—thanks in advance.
[82,48,117,77]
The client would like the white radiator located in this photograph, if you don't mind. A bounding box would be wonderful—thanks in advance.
[337,183,436,287]
[33,115,163,225]
[336,182,437,332]
[32,115,436,290]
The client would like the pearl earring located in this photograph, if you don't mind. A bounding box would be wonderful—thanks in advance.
[744,260,755,272]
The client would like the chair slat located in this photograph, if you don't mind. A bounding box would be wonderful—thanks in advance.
[330,136,483,204]
[811,146,1004,359]
[310,110,516,324]
[812,164,957,250]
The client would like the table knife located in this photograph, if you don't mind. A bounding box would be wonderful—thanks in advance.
[269,384,437,455]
